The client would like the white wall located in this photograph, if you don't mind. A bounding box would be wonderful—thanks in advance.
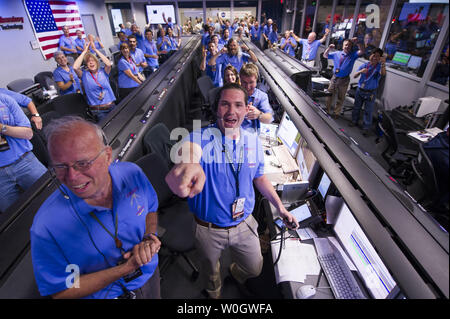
[0,0,115,88]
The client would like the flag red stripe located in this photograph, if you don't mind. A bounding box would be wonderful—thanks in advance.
[41,43,60,51]
[54,17,81,23]
[56,24,83,30]
[49,1,76,5]
[52,9,79,14]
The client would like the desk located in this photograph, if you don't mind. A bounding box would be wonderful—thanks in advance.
[264,201,334,299]
[390,108,426,131]
[407,127,444,144]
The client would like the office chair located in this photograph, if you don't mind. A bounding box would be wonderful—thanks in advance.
[319,52,333,80]
[30,124,50,167]
[6,78,36,93]
[47,93,94,121]
[34,72,56,91]
[142,123,176,169]
[135,153,200,282]
[109,44,119,54]
[197,75,215,106]
[407,144,440,207]
[377,110,417,180]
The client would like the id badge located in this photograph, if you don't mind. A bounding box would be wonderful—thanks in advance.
[335,68,340,74]
[98,90,104,101]
[232,197,245,220]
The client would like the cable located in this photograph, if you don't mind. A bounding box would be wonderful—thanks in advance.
[273,226,286,266]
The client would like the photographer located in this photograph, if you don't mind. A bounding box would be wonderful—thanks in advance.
[30,116,160,299]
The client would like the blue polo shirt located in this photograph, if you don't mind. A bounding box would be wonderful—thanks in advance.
[268,31,278,44]
[357,62,382,90]
[167,36,179,51]
[53,66,81,95]
[118,57,140,89]
[241,88,274,130]
[30,162,159,298]
[263,24,273,37]
[206,55,221,87]
[221,25,234,37]
[0,94,33,167]
[81,69,116,106]
[215,52,251,74]
[59,35,75,54]
[280,36,297,57]
[202,34,212,47]
[328,49,360,78]
[74,37,86,54]
[130,48,146,72]
[300,39,321,60]
[250,26,262,41]
[219,37,229,48]
[89,41,103,54]
[187,124,265,227]
[142,39,159,68]
[157,36,171,52]
[0,88,31,108]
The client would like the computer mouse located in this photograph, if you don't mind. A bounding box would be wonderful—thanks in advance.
[265,149,272,156]
[296,285,316,299]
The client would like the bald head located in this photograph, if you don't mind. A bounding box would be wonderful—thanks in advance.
[307,32,317,43]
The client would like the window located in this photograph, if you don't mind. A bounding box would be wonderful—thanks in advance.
[302,0,321,39]
[355,0,391,59]
[328,0,356,50]
[384,1,448,77]
[430,36,449,87]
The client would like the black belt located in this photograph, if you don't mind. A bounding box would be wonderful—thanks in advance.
[0,151,30,169]
[358,87,376,93]
[194,215,245,230]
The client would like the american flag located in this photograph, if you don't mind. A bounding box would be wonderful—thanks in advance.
[23,0,85,60]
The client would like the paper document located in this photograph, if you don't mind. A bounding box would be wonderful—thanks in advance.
[407,127,443,143]
[271,239,321,284]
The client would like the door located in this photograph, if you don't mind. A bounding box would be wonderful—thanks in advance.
[81,14,99,38]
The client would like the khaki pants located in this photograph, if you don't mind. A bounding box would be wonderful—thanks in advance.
[193,214,263,298]
[326,75,350,115]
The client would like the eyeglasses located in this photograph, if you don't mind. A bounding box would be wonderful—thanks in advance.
[51,148,106,175]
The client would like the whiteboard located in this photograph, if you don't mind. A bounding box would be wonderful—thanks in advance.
[146,5,176,25]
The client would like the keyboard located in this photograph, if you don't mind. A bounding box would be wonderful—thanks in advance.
[313,237,366,299]
[271,144,299,174]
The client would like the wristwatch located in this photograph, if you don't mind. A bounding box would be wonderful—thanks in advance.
[31,113,40,117]
[1,123,7,134]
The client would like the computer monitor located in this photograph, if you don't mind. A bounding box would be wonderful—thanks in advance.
[391,51,411,67]
[277,112,301,157]
[333,202,397,299]
[318,172,331,199]
[296,138,319,182]
[407,55,422,70]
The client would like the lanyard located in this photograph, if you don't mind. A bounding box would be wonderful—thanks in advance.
[363,63,377,84]
[89,210,124,254]
[337,52,349,70]
[89,71,103,90]
[127,56,137,72]
[222,141,244,198]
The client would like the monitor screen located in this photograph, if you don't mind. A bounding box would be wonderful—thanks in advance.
[407,55,422,69]
[277,112,301,157]
[146,5,176,25]
[318,172,331,199]
[392,51,411,66]
[289,203,312,223]
[333,203,397,299]
[296,138,318,182]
